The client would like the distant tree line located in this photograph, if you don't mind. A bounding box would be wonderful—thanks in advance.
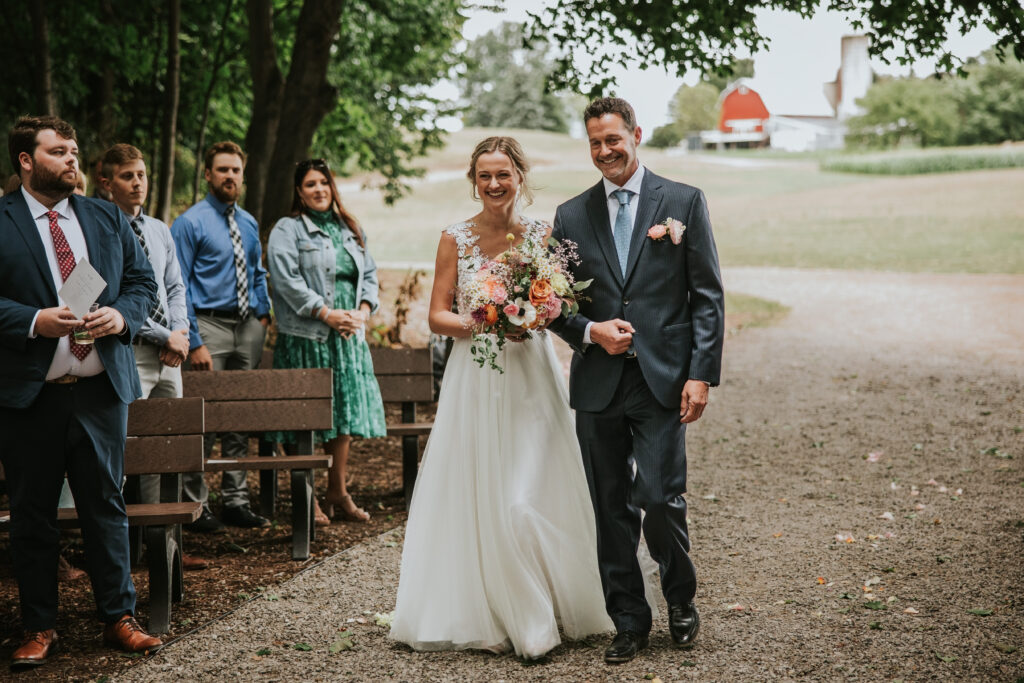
[847,50,1024,148]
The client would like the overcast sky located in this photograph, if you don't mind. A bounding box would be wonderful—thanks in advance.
[440,1,997,131]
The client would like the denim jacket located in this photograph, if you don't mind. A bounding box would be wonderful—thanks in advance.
[267,213,380,342]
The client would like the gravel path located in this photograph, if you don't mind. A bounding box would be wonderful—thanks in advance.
[122,268,1024,682]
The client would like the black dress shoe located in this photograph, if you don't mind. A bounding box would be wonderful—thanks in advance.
[184,509,228,534]
[668,602,700,648]
[604,630,648,664]
[222,504,271,528]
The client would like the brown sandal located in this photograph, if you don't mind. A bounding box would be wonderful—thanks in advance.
[324,493,370,523]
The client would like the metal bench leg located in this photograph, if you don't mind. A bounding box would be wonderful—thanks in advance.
[144,524,179,634]
[291,468,313,560]
[401,402,419,507]
[402,435,418,507]
[258,438,278,519]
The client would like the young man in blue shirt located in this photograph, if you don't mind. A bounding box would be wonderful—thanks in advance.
[171,141,271,531]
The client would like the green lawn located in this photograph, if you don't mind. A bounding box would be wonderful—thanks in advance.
[345,128,1024,274]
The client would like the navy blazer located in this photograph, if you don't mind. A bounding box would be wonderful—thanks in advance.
[0,190,158,409]
[552,171,725,412]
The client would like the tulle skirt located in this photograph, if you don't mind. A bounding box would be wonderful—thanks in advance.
[389,333,613,658]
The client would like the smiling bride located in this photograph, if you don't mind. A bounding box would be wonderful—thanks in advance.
[388,136,612,659]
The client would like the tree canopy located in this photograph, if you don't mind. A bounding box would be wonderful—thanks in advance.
[526,1,1024,96]
[0,0,465,237]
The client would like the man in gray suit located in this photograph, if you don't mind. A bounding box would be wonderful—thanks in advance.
[552,97,725,663]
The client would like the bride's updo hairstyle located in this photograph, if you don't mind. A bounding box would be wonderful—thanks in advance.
[467,136,534,207]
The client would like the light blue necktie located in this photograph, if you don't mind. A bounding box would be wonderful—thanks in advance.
[612,189,633,276]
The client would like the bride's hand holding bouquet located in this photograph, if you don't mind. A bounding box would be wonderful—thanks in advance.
[464,232,590,371]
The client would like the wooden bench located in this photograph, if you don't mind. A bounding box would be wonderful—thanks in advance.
[370,347,435,505]
[181,368,333,560]
[0,397,205,634]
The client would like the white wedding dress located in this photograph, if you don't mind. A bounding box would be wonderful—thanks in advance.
[389,220,613,659]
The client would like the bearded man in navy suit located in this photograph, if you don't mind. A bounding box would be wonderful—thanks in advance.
[552,98,725,663]
[0,116,164,669]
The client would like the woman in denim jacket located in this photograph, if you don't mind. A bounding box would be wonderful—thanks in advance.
[267,159,386,524]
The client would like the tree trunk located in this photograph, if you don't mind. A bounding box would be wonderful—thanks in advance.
[156,0,181,223]
[193,0,236,205]
[257,0,344,241]
[146,8,165,214]
[243,0,285,227]
[28,0,57,115]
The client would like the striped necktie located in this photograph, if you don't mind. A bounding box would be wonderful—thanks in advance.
[128,215,170,329]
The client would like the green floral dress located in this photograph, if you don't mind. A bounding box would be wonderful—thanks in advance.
[273,210,386,443]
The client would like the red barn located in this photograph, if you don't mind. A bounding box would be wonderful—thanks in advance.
[718,80,770,133]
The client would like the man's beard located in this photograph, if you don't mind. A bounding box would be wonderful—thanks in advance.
[211,180,240,204]
[29,163,76,198]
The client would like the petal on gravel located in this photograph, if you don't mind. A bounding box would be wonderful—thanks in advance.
[726,603,745,611]
[835,533,856,543]
[879,511,895,521]
[866,451,883,462]
[904,607,920,614]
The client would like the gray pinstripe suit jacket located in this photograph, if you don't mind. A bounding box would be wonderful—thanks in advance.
[551,170,725,412]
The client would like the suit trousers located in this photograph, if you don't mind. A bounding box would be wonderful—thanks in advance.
[0,374,136,630]
[133,341,183,504]
[575,359,696,634]
[182,314,265,510]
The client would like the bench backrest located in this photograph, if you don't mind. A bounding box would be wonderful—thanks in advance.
[125,397,205,475]
[0,397,204,482]
[370,347,433,404]
[182,368,333,432]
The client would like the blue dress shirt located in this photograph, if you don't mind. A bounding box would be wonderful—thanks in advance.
[171,193,270,348]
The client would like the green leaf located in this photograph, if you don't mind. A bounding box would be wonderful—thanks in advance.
[293,642,313,651]
[993,642,1017,654]
[934,651,957,663]
[546,236,559,248]
[967,608,994,616]
[681,660,696,667]
[573,278,593,291]
[256,648,272,656]
[868,621,882,630]
[225,542,248,554]
[863,601,887,610]
[839,592,855,599]
[265,593,280,601]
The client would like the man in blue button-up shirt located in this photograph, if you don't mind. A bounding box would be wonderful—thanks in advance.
[171,141,271,532]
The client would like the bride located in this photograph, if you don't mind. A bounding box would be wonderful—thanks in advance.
[389,136,613,658]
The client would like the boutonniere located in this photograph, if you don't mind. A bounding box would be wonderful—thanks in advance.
[647,217,686,245]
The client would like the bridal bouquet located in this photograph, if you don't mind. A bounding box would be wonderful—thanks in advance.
[463,233,590,372]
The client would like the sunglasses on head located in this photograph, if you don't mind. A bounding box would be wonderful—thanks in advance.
[296,158,330,172]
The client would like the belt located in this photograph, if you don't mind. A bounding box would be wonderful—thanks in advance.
[45,373,101,385]
[195,308,244,320]
[132,336,159,347]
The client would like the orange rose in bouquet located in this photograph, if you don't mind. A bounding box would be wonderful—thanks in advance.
[528,279,553,307]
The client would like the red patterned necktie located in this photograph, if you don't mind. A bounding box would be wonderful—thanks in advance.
[47,210,92,360]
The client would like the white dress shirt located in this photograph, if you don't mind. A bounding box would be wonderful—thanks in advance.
[23,187,105,379]
[583,165,647,345]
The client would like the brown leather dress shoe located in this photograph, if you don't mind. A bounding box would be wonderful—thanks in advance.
[102,615,163,654]
[181,553,209,571]
[11,630,58,669]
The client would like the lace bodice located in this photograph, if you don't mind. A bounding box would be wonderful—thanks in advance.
[444,218,548,313]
